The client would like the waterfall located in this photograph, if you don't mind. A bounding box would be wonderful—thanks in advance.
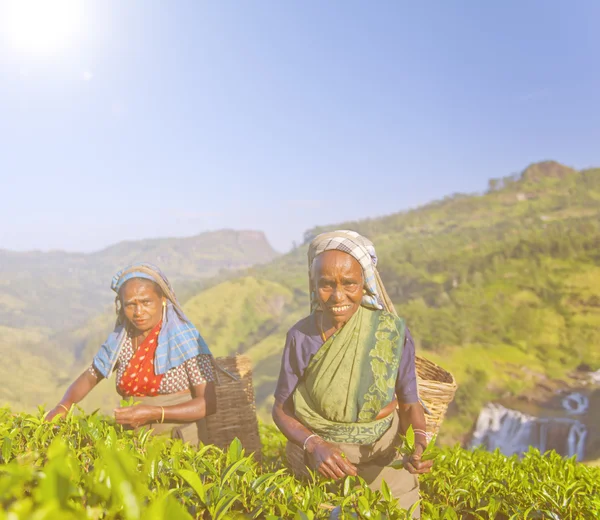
[471,403,587,460]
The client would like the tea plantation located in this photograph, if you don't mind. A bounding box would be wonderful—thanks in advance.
[1,408,599,519]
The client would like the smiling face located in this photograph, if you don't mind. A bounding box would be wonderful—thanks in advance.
[313,250,364,327]
[120,278,165,335]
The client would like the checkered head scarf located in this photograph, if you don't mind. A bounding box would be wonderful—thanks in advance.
[307,230,396,314]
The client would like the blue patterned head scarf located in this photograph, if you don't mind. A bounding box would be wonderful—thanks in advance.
[308,230,393,313]
[92,263,211,378]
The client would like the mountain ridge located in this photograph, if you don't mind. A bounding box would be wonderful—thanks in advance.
[0,229,278,330]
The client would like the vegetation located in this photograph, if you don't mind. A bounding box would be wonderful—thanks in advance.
[1,407,599,519]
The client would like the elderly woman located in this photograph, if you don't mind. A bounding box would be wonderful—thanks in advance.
[272,231,433,517]
[46,263,216,444]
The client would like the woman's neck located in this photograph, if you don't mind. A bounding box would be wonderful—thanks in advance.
[320,311,348,334]
[130,326,152,344]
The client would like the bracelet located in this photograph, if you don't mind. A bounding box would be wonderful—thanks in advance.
[414,428,433,443]
[303,433,319,451]
[160,406,165,424]
[59,404,70,413]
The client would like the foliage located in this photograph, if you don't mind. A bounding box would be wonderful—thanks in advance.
[2,408,600,519]
[420,445,600,519]
[0,408,412,519]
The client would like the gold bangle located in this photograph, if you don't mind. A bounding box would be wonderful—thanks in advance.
[160,406,165,424]
[59,404,70,413]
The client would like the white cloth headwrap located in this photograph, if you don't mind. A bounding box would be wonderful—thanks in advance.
[308,230,396,314]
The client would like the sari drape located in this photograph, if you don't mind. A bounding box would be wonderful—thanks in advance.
[293,307,405,444]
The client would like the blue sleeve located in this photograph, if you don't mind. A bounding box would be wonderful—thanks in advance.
[396,327,418,404]
[273,330,300,403]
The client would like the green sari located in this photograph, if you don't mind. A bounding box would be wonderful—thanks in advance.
[294,307,405,444]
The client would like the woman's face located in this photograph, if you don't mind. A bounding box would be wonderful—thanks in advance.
[120,279,165,334]
[313,250,364,326]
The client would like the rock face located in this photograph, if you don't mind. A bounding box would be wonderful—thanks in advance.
[471,403,587,460]
[520,161,577,183]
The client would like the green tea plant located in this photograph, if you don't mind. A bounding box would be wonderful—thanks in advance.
[389,425,438,470]
[0,408,410,519]
[1,407,599,519]
[419,446,600,519]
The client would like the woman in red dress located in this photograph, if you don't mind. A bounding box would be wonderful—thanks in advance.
[46,263,215,444]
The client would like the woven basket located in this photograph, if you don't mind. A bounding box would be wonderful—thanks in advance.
[204,355,262,459]
[416,356,457,436]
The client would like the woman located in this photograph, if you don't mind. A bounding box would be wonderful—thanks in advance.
[46,263,216,445]
[272,231,433,518]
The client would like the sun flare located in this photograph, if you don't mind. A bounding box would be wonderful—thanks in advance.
[3,0,84,56]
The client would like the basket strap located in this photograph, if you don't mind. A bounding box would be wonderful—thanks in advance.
[210,356,240,385]
[419,397,433,416]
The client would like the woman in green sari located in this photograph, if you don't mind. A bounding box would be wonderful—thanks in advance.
[272,230,433,517]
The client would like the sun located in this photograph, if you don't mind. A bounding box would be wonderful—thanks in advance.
[3,0,84,56]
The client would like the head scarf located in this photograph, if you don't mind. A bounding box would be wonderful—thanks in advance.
[92,263,211,378]
[307,230,397,315]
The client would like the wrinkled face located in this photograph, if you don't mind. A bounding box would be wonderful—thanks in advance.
[120,279,165,334]
[313,250,364,326]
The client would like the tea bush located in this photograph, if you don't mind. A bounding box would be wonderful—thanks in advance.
[1,407,599,519]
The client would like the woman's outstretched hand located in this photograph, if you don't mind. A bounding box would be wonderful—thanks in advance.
[45,404,69,422]
[404,442,434,474]
[307,437,358,480]
[114,405,159,428]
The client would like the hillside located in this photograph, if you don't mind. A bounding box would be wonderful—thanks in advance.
[0,229,278,330]
[0,229,278,411]
[4,161,600,452]
[188,161,600,444]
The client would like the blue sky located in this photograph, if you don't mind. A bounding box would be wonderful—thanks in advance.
[1,1,598,253]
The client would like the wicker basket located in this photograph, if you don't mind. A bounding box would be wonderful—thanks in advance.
[204,355,262,459]
[416,356,457,436]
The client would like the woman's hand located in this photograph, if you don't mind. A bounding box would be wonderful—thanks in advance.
[114,405,160,428]
[404,442,434,474]
[307,437,358,480]
[45,404,69,422]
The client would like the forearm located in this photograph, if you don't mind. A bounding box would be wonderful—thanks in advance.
[154,396,210,423]
[398,401,428,447]
[59,370,100,407]
[148,380,216,423]
[272,399,314,448]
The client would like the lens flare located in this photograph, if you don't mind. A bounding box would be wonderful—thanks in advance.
[3,0,84,56]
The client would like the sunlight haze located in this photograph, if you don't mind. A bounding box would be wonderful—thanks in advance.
[0,1,598,252]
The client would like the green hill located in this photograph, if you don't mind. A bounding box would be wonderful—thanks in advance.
[0,230,278,411]
[4,161,600,451]
[193,161,600,441]
[0,229,278,330]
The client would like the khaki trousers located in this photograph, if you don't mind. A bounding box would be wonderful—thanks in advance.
[286,412,420,518]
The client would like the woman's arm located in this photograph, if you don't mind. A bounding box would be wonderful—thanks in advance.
[395,327,433,474]
[397,400,434,474]
[46,369,101,420]
[113,382,216,428]
[272,397,357,480]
